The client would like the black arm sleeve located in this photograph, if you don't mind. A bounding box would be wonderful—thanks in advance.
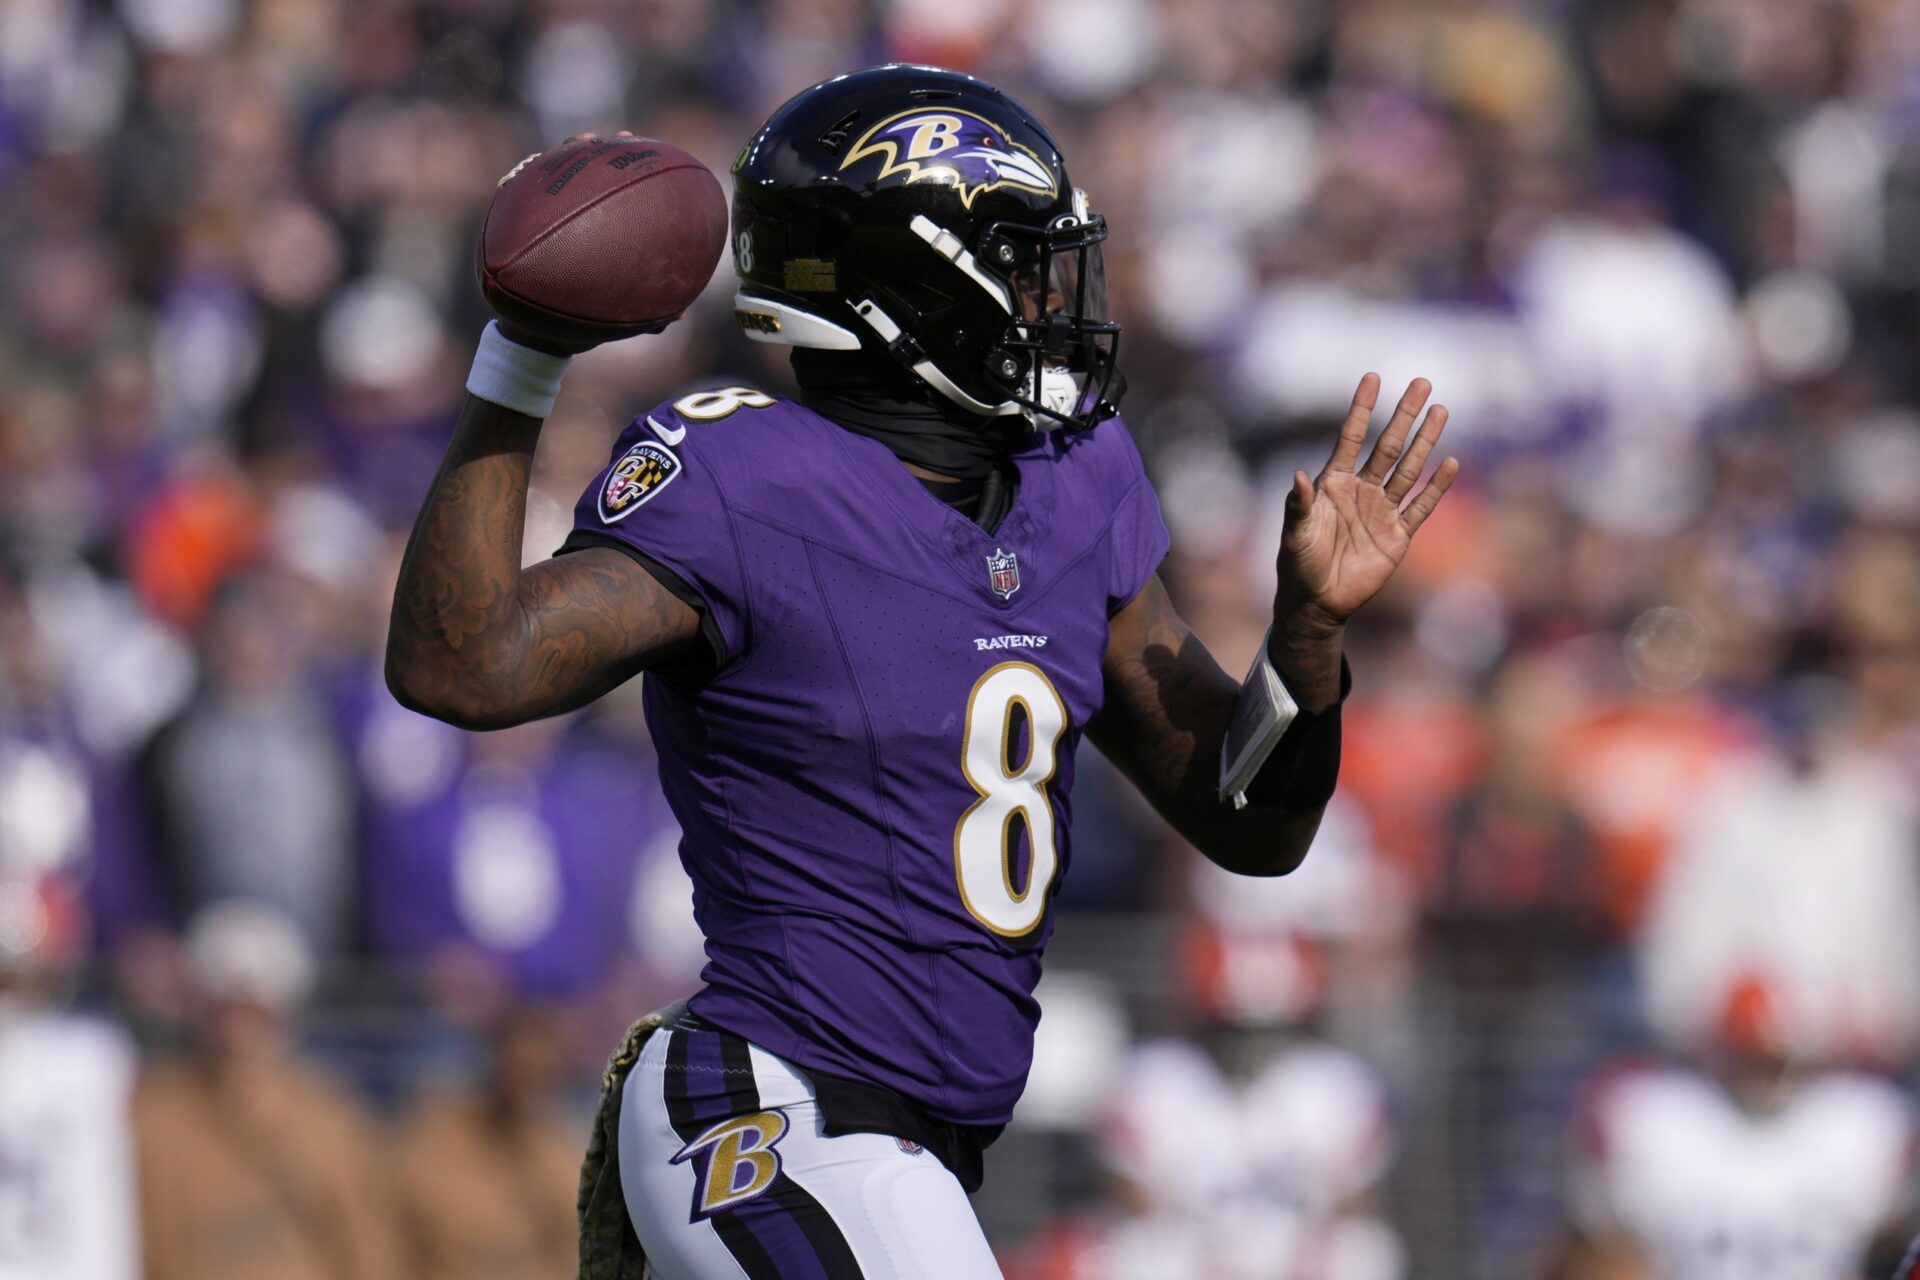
[1243,656,1351,814]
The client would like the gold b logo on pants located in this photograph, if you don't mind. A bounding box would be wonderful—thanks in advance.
[671,1110,790,1219]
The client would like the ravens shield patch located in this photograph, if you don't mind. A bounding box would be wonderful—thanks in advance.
[598,441,682,523]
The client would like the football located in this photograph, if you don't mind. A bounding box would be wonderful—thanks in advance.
[478,136,728,348]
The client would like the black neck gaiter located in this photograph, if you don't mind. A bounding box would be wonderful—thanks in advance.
[792,349,1031,482]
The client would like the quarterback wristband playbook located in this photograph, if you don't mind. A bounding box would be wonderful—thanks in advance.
[466,320,571,419]
[1219,632,1351,811]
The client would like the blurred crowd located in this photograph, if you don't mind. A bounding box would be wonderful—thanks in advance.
[6,0,1920,1276]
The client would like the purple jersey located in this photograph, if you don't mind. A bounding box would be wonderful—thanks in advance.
[567,390,1168,1125]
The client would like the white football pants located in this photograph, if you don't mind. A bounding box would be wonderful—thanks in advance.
[618,1022,1005,1279]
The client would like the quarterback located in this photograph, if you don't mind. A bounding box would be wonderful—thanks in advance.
[387,66,1456,1279]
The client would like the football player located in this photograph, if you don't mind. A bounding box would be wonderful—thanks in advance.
[1554,977,1916,1280]
[387,65,1457,1278]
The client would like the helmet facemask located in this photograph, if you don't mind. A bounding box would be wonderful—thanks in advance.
[989,203,1124,432]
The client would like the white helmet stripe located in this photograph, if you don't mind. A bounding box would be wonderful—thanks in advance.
[909,216,1013,314]
[852,300,1022,417]
[732,293,863,350]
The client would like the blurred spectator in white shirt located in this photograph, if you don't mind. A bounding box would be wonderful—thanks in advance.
[0,873,140,1280]
[1640,680,1920,1064]
[1551,976,1916,1280]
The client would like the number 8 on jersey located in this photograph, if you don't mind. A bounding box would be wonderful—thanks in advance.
[954,662,1067,938]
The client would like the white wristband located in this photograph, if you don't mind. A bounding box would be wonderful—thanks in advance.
[1218,627,1301,810]
[466,321,571,419]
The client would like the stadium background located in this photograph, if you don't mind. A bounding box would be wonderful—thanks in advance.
[5,0,1920,1276]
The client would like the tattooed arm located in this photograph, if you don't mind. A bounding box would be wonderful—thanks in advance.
[385,394,704,731]
[1088,577,1335,875]
[1091,373,1458,876]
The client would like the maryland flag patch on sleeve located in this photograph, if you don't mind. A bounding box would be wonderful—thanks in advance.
[599,440,682,523]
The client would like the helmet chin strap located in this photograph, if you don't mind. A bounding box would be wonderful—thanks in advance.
[851,298,1083,431]
[851,300,1023,418]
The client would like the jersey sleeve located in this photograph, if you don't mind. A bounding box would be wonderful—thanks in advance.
[1105,419,1171,614]
[559,409,751,665]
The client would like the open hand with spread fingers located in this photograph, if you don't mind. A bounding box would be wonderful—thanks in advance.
[1268,373,1460,706]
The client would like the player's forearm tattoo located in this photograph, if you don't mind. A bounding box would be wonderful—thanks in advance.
[1091,578,1323,875]
[1266,619,1345,713]
[386,395,700,729]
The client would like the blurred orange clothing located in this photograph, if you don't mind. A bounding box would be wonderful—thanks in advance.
[393,1094,582,1280]
[1550,700,1755,936]
[133,1063,401,1280]
[1341,690,1487,895]
[124,465,264,633]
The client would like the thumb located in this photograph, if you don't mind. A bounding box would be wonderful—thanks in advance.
[1282,470,1313,552]
[1282,471,1314,535]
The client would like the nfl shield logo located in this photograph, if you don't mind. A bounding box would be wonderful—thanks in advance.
[986,547,1020,600]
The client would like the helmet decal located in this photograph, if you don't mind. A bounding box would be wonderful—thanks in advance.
[839,108,1058,209]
